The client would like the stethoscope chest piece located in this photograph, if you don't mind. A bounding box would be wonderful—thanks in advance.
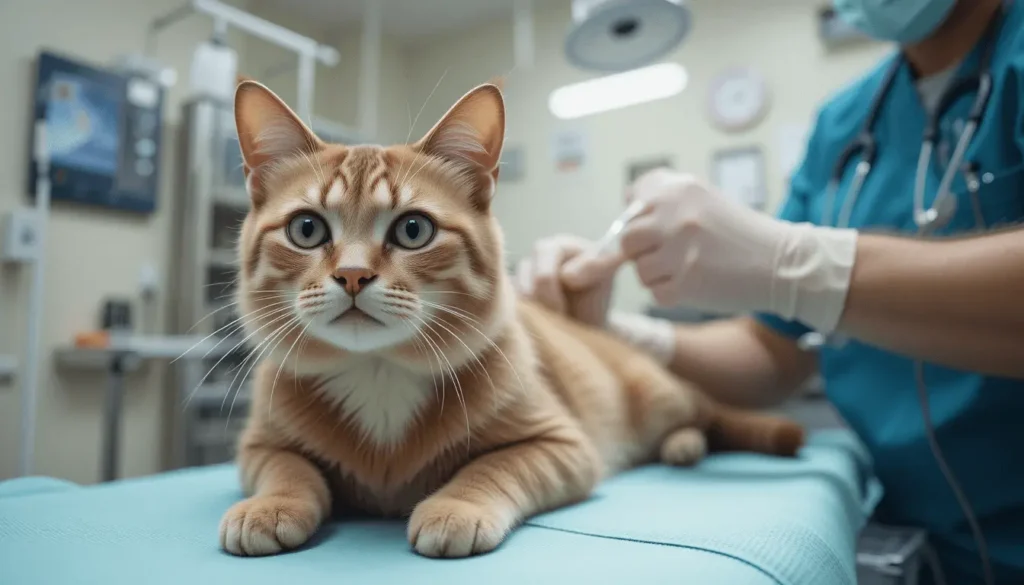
[914,193,957,231]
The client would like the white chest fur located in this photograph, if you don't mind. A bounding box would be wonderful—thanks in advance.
[316,358,431,445]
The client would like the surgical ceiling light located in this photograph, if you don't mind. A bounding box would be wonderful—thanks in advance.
[565,0,692,72]
[548,62,688,119]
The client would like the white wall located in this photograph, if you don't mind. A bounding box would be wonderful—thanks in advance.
[0,0,408,482]
[403,0,891,312]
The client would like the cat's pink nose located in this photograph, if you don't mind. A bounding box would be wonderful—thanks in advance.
[332,268,377,297]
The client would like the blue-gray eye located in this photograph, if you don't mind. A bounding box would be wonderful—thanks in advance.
[391,214,435,250]
[286,213,330,249]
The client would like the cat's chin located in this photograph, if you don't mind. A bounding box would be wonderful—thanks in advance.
[310,318,417,354]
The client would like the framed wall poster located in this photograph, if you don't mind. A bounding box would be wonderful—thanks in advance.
[551,128,587,173]
[626,156,673,184]
[499,144,526,183]
[711,146,767,210]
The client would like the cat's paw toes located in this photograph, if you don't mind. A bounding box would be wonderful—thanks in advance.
[408,496,512,558]
[219,495,321,556]
[660,428,707,466]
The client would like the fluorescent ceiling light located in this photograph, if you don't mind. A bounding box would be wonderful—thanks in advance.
[549,62,688,120]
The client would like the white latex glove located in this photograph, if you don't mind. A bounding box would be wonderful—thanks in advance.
[515,235,619,327]
[515,235,677,364]
[565,169,859,334]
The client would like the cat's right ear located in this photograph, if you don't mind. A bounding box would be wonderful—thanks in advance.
[234,80,323,206]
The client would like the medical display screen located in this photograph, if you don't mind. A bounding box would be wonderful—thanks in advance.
[45,72,122,176]
[29,51,164,214]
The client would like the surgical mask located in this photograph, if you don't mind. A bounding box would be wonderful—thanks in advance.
[832,0,957,44]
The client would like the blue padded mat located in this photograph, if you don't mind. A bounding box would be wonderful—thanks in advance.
[0,430,880,585]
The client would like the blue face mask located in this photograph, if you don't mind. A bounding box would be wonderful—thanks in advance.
[833,0,957,43]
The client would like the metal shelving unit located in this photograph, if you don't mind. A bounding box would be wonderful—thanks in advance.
[167,95,252,469]
[167,96,363,470]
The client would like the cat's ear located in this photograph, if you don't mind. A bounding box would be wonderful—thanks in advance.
[415,83,505,179]
[234,80,323,202]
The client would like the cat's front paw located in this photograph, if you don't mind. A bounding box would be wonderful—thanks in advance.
[219,495,322,556]
[408,496,514,558]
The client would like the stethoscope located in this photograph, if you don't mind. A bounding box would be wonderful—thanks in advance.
[797,4,1006,353]
[797,9,1009,585]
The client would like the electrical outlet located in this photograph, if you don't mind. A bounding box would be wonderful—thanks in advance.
[2,209,42,263]
[139,263,160,298]
[0,355,15,384]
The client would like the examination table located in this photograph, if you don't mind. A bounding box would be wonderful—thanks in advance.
[0,430,881,585]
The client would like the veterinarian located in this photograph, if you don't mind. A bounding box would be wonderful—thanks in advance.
[516,0,1024,583]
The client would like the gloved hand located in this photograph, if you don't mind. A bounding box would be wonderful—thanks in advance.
[564,169,859,334]
[515,235,677,365]
[515,235,618,327]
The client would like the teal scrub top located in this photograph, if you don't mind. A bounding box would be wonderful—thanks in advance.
[758,3,1024,582]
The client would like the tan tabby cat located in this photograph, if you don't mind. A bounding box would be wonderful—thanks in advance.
[219,80,804,559]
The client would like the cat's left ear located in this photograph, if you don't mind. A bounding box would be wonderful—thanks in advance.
[415,83,505,189]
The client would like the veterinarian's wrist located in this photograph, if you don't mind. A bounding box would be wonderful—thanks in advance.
[606,311,676,366]
[769,224,858,335]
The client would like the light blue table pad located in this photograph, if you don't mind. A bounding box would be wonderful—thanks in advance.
[0,429,880,585]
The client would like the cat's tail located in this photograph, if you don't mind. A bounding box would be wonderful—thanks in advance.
[706,405,805,457]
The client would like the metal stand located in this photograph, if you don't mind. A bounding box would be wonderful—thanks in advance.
[55,336,231,481]
[100,354,127,482]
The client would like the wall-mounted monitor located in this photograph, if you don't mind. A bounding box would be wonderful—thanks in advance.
[28,51,165,214]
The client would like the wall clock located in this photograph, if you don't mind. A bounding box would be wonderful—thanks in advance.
[708,68,770,133]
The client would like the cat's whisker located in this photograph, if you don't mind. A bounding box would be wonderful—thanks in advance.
[399,68,450,185]
[299,149,326,190]
[419,300,526,394]
[225,315,300,421]
[221,315,292,413]
[213,290,293,301]
[408,314,451,418]
[413,314,471,447]
[404,99,412,143]
[422,312,495,393]
[293,328,314,390]
[270,319,311,417]
[204,280,241,289]
[402,321,443,409]
[419,299,484,325]
[202,303,295,358]
[256,319,305,421]
[183,309,296,410]
[180,305,297,409]
[402,154,437,191]
[185,299,245,333]
[422,310,500,418]
[406,333,437,397]
[174,300,294,364]
[416,325,449,418]
[417,290,479,296]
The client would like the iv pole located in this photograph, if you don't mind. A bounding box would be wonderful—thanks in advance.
[147,0,340,121]
[20,122,50,476]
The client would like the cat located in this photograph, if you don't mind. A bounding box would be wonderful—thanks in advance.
[219,79,805,559]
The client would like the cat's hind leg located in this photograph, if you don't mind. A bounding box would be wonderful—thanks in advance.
[659,427,707,466]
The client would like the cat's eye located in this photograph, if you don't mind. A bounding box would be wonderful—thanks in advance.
[389,214,436,250]
[286,213,330,249]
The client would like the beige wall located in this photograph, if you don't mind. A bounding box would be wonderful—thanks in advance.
[403,0,891,312]
[0,0,408,482]
[0,0,888,482]
[244,0,411,145]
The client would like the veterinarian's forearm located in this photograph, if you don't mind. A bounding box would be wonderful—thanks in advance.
[669,317,816,408]
[838,230,1024,378]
